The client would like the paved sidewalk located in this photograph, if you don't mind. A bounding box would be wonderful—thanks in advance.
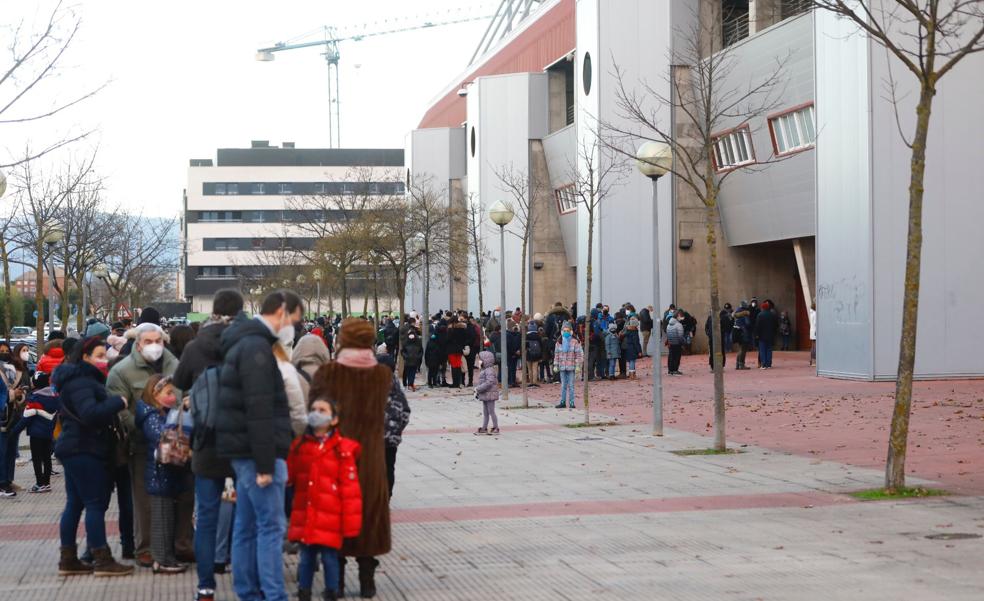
[1,387,982,600]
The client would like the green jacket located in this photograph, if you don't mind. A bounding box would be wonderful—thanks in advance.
[106,348,179,456]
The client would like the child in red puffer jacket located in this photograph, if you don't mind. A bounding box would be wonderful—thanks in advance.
[287,396,362,601]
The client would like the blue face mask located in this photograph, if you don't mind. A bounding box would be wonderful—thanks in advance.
[562,331,572,338]
[307,412,333,429]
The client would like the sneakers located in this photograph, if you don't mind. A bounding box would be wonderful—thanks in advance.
[490,427,500,435]
[28,484,51,493]
[153,561,187,574]
[195,588,216,601]
[0,486,16,498]
[555,403,566,409]
[474,428,488,435]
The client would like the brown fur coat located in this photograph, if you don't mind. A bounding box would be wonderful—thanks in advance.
[310,361,392,557]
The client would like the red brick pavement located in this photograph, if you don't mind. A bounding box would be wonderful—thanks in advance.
[528,351,984,494]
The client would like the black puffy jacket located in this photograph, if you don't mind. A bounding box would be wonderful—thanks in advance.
[173,322,232,479]
[215,313,292,474]
[53,361,126,461]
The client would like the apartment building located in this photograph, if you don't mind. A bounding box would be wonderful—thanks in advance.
[184,142,404,313]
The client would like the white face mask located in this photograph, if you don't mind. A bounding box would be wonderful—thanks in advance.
[140,343,164,363]
[278,325,295,350]
[19,350,30,362]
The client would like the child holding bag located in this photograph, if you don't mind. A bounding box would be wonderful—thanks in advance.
[136,375,192,574]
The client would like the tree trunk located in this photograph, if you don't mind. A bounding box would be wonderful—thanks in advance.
[476,242,485,316]
[75,277,85,332]
[1,237,13,340]
[372,264,380,328]
[520,237,529,408]
[395,273,406,377]
[704,196,726,451]
[341,272,349,318]
[422,254,431,382]
[886,84,935,491]
[582,209,595,424]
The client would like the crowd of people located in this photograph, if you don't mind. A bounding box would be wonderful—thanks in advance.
[0,289,410,601]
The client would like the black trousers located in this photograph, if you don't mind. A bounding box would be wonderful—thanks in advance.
[667,344,683,373]
[30,437,53,486]
[385,446,397,498]
[464,352,477,386]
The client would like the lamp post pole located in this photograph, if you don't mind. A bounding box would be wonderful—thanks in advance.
[498,223,508,402]
[636,141,672,437]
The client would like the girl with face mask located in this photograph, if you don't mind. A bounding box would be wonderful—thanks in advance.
[135,375,190,574]
[287,397,362,601]
[553,323,584,409]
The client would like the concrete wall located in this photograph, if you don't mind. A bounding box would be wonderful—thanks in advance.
[715,12,816,247]
[530,139,577,314]
[541,124,578,266]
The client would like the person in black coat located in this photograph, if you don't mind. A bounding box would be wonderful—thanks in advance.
[424,332,442,388]
[505,326,521,387]
[172,288,242,595]
[752,301,779,369]
[216,291,301,601]
[53,337,133,576]
[463,316,482,387]
[705,309,733,369]
[399,320,423,390]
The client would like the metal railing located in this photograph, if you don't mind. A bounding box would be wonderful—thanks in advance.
[722,12,750,48]
[781,0,813,19]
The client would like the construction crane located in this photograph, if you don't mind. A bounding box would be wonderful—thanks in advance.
[256,11,493,148]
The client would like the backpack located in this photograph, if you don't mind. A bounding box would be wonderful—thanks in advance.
[526,339,543,361]
[189,365,222,451]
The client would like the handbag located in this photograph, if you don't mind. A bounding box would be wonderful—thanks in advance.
[463,345,471,357]
[157,403,192,466]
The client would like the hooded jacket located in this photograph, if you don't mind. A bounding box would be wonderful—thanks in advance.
[36,348,65,375]
[665,317,686,346]
[215,312,292,474]
[474,350,499,402]
[544,306,573,342]
[52,361,126,460]
[399,326,423,367]
[292,333,331,399]
[287,431,362,549]
[13,386,60,439]
[136,400,191,497]
[604,327,622,359]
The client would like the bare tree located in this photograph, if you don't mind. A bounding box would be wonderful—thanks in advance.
[0,199,23,339]
[811,0,984,490]
[465,192,493,315]
[606,9,788,450]
[494,163,543,409]
[10,151,96,345]
[0,1,107,168]
[565,138,626,424]
[98,213,178,318]
[407,173,452,371]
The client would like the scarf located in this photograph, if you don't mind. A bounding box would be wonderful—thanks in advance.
[561,335,571,353]
[336,348,378,368]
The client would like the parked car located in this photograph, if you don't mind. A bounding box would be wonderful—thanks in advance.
[9,326,32,339]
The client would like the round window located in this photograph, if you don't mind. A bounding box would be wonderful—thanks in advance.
[470,126,476,157]
[582,52,592,95]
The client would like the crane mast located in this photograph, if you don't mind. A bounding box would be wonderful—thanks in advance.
[256,13,492,148]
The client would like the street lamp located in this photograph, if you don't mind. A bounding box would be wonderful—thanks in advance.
[636,141,672,436]
[313,269,323,316]
[44,224,65,332]
[489,200,515,399]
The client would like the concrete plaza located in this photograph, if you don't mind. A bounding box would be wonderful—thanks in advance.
[1,364,983,600]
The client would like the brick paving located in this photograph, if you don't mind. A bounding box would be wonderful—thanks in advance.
[1,383,982,600]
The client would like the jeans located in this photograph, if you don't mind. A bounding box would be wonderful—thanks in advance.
[627,359,636,372]
[231,459,288,601]
[608,358,617,376]
[297,544,339,591]
[60,454,111,549]
[194,475,223,590]
[216,500,234,563]
[559,370,575,408]
[595,349,608,379]
[506,356,518,386]
[402,365,417,388]
[781,334,791,351]
[0,430,20,487]
[724,330,733,352]
[758,340,774,368]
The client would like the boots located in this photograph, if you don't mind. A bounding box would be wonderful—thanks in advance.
[357,557,379,598]
[298,589,312,601]
[59,545,93,576]
[322,590,338,601]
[91,546,134,577]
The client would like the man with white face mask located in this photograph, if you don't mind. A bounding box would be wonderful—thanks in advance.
[107,322,182,567]
[216,290,302,601]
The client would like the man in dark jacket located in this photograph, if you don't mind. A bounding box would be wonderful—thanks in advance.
[753,300,779,369]
[705,309,733,369]
[173,289,242,601]
[217,290,301,601]
[639,305,655,357]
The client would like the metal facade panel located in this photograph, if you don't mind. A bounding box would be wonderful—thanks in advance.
[814,8,873,379]
[869,36,984,379]
[542,125,578,266]
[715,13,816,247]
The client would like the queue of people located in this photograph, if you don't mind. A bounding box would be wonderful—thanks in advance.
[0,288,410,601]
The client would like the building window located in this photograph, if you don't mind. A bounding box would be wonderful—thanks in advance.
[393,182,405,195]
[582,52,592,95]
[341,183,354,195]
[215,183,227,195]
[251,183,265,195]
[197,266,235,279]
[279,183,292,194]
[251,238,264,249]
[712,125,756,172]
[314,183,326,194]
[769,103,816,156]
[199,211,241,222]
[554,185,577,215]
[227,183,239,195]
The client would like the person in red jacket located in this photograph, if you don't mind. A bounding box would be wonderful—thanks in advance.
[36,341,65,376]
[287,397,362,601]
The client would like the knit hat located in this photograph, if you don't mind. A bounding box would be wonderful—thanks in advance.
[138,306,161,325]
[533,313,543,321]
[338,318,375,349]
[84,321,111,339]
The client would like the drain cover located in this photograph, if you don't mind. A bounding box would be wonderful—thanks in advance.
[924,533,982,541]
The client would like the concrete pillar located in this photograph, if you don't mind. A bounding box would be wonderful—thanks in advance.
[448,178,470,311]
[749,0,780,34]
[529,139,576,315]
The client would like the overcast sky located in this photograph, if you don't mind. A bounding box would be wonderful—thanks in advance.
[2,0,495,217]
